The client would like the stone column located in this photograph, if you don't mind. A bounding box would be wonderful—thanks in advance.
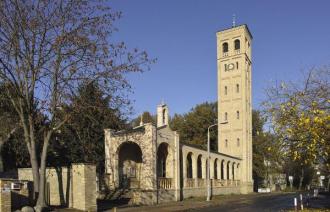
[223,161,227,180]
[210,159,214,179]
[202,158,206,179]
[192,154,197,187]
[227,162,231,180]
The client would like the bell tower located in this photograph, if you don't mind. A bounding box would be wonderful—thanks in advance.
[216,24,253,193]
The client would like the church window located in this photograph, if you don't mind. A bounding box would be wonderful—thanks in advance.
[236,111,240,119]
[225,112,228,121]
[236,84,240,93]
[237,138,240,147]
[224,86,227,95]
[225,139,228,148]
[236,62,239,69]
[234,39,240,50]
[224,64,228,71]
[222,42,228,53]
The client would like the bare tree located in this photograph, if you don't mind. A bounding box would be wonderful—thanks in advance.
[0,0,153,210]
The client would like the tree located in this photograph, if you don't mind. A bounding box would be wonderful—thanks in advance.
[263,67,330,189]
[0,85,20,171]
[0,1,153,210]
[48,82,127,172]
[130,111,156,127]
[252,110,282,190]
[170,102,218,151]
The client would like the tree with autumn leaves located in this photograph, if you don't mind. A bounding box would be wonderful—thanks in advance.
[263,67,330,189]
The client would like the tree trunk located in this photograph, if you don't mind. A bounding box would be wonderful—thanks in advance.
[35,132,51,212]
[299,168,304,190]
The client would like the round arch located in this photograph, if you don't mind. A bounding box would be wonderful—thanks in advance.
[197,155,203,178]
[227,161,231,179]
[214,158,218,179]
[157,142,169,177]
[118,141,143,187]
[186,152,193,178]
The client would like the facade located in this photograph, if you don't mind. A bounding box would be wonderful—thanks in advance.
[104,24,253,204]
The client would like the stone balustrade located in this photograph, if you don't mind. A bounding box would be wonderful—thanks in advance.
[197,179,205,187]
[158,178,172,189]
[183,179,240,188]
[185,178,195,188]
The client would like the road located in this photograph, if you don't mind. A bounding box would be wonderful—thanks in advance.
[105,192,330,212]
[190,192,330,212]
[190,193,297,212]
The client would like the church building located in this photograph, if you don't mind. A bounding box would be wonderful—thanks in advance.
[104,24,253,205]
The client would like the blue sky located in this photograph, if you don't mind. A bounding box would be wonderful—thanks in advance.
[109,0,330,118]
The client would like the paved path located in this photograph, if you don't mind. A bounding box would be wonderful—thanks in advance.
[110,192,330,212]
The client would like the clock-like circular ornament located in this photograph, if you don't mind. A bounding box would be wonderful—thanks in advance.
[228,63,235,70]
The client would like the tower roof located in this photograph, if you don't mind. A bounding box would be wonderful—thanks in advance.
[217,24,253,39]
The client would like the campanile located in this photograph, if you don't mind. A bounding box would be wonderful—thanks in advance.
[217,24,253,193]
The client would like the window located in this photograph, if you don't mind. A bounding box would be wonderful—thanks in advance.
[224,64,228,71]
[225,139,228,148]
[234,39,240,50]
[225,112,228,121]
[162,108,166,124]
[224,86,227,95]
[222,42,228,53]
[236,62,239,69]
[236,84,240,93]
[237,138,240,147]
[236,111,240,119]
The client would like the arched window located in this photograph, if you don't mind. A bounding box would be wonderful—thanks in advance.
[237,138,240,147]
[225,139,228,148]
[224,86,227,95]
[236,62,239,69]
[234,39,240,50]
[222,42,228,53]
[162,108,166,124]
[236,111,240,119]
[236,84,240,93]
[225,112,228,121]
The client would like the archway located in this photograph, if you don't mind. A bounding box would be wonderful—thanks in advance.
[197,155,202,178]
[232,162,236,180]
[186,152,193,178]
[118,141,143,188]
[157,143,169,177]
[214,159,218,179]
[227,161,231,179]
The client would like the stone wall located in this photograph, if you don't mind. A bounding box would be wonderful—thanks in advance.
[0,191,11,212]
[18,167,71,206]
[0,179,31,211]
[18,163,97,211]
[183,186,240,198]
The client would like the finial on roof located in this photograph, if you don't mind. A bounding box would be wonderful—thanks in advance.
[161,98,165,105]
[139,113,143,126]
[232,14,236,27]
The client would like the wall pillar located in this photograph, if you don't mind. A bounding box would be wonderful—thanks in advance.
[71,164,97,211]
[182,151,187,187]
[174,132,181,201]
